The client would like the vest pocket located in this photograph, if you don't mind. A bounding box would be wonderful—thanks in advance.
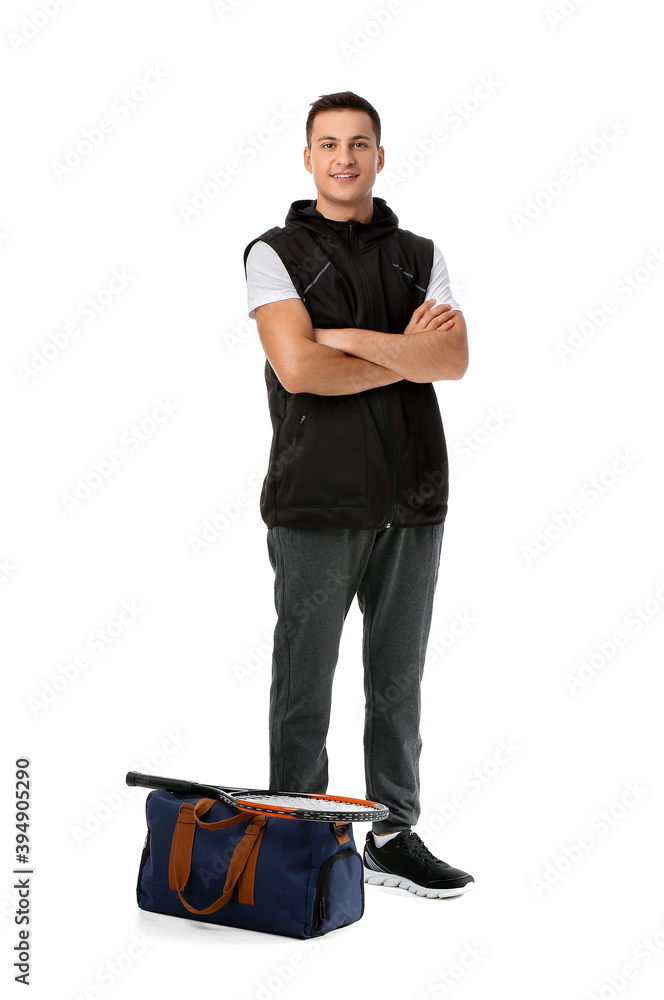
[284,408,309,492]
[276,396,367,507]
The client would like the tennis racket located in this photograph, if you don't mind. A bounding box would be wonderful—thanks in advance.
[126,771,389,823]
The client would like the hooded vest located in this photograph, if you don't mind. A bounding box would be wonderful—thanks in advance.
[243,197,449,530]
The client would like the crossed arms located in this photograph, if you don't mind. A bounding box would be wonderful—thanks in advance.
[254,296,468,397]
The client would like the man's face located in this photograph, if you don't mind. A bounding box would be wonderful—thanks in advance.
[304,109,384,208]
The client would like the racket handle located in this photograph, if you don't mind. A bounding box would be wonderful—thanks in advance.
[126,771,198,795]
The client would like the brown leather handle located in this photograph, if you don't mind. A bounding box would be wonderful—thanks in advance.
[168,798,267,913]
[333,822,350,845]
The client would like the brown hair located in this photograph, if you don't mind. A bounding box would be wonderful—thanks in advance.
[306,91,381,149]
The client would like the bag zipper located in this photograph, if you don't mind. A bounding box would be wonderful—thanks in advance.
[136,828,151,902]
[284,408,308,491]
[348,221,399,528]
[310,847,364,934]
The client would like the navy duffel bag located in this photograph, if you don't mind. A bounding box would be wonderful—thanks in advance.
[136,790,365,938]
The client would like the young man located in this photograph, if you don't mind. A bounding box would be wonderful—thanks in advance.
[243,92,474,898]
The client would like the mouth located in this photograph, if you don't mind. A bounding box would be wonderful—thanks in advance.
[331,173,359,183]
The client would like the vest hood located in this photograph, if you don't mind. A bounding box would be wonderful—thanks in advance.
[284,197,399,248]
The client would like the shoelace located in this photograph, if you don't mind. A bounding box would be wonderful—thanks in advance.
[396,832,441,864]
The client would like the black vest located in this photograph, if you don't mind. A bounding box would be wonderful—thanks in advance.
[243,197,449,530]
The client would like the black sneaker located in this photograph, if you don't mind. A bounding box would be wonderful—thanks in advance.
[363,830,475,898]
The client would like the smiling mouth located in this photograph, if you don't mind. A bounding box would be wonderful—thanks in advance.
[331,173,358,181]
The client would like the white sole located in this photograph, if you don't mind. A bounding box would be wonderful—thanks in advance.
[363,863,475,899]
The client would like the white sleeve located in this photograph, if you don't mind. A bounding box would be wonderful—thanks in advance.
[246,240,302,320]
[424,243,461,312]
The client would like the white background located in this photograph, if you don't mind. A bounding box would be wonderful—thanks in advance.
[3,0,663,997]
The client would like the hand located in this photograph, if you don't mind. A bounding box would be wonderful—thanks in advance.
[404,299,455,335]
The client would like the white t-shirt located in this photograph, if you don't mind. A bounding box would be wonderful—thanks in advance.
[246,238,460,321]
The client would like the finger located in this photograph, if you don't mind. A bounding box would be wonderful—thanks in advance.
[426,314,455,331]
[423,303,452,319]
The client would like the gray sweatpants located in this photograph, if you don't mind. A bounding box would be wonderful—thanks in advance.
[266,522,445,833]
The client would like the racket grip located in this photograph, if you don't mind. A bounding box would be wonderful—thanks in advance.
[126,771,197,795]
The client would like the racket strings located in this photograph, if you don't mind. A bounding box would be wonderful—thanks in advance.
[238,793,378,814]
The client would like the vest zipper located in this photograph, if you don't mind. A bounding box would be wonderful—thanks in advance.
[284,409,308,491]
[347,221,376,327]
[348,221,398,528]
[380,394,399,527]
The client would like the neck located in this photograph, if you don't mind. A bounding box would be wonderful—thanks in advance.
[314,190,374,223]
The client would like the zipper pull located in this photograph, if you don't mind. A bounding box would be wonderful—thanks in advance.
[317,892,327,926]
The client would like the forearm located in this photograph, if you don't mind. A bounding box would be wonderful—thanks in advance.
[317,324,468,382]
[288,343,403,396]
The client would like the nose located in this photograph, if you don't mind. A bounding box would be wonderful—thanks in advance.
[334,146,355,166]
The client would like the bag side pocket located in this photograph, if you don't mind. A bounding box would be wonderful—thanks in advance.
[136,829,151,903]
[309,849,364,936]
